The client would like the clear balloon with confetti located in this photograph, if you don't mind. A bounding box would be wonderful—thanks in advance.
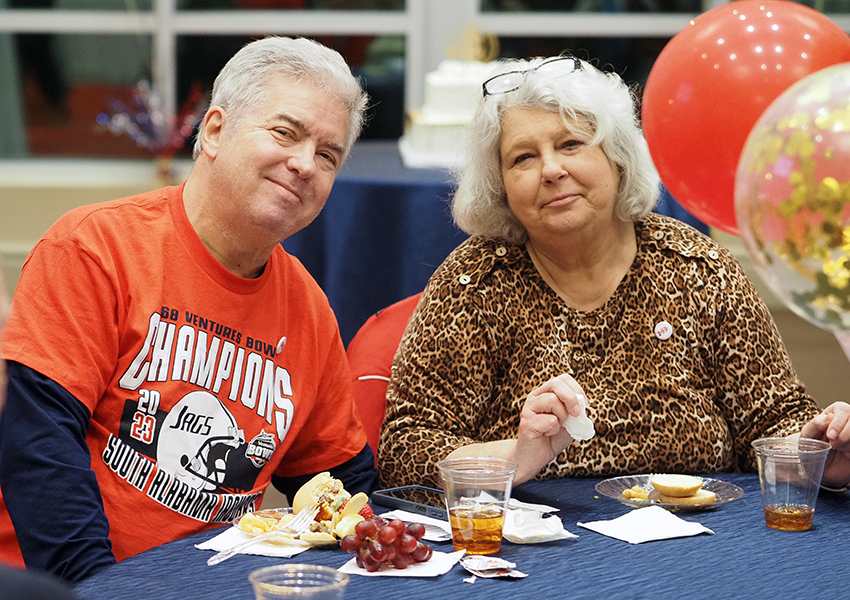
[735,63,850,359]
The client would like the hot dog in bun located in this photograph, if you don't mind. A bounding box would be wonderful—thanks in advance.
[292,472,370,541]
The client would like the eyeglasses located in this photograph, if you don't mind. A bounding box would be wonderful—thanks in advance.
[482,56,582,98]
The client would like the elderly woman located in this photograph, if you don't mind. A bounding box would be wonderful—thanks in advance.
[377,55,850,490]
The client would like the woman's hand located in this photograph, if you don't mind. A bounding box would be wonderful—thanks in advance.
[513,373,588,483]
[800,401,850,489]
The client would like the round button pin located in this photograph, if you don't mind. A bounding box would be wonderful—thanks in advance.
[654,321,673,340]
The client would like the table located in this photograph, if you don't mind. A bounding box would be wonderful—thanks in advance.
[73,473,849,600]
[282,140,708,347]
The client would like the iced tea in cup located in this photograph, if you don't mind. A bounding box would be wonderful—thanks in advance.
[752,437,830,531]
[437,457,518,555]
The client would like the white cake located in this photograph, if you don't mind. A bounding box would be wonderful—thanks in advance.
[399,60,497,169]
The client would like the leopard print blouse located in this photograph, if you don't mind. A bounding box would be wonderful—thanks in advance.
[377,214,819,489]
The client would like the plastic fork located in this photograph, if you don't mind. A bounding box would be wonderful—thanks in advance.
[207,505,320,566]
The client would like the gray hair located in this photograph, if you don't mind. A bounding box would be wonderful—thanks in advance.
[192,36,368,161]
[452,56,660,244]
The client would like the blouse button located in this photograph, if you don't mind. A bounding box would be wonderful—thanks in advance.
[459,274,471,285]
[708,250,719,259]
[652,231,664,240]
[495,246,507,257]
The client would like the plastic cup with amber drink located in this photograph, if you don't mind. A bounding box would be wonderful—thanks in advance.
[752,437,830,531]
[437,457,518,555]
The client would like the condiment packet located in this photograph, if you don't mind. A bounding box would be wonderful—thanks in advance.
[338,549,466,577]
[460,555,528,579]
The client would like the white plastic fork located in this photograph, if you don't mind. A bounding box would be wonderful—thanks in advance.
[207,505,320,566]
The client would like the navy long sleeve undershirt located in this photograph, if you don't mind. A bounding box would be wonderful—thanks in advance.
[0,361,114,583]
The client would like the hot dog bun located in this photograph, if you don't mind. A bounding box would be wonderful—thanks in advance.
[657,488,717,505]
[650,474,704,498]
[291,472,352,521]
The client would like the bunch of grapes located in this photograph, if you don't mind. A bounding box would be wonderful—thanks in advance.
[340,517,433,572]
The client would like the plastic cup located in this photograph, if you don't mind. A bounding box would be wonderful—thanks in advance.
[248,564,349,599]
[436,456,518,555]
[752,437,830,531]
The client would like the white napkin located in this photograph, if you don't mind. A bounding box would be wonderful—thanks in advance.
[562,394,595,441]
[378,510,452,541]
[577,505,714,544]
[382,501,578,544]
[503,499,578,544]
[195,526,310,558]
[338,549,466,577]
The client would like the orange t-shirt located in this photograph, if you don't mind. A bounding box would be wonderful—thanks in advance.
[0,184,366,563]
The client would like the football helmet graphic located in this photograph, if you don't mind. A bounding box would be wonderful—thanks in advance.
[157,391,245,491]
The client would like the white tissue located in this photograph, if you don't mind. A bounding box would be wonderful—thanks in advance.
[562,394,595,441]
[502,508,578,544]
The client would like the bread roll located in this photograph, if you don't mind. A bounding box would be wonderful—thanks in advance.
[650,474,704,497]
[657,488,716,505]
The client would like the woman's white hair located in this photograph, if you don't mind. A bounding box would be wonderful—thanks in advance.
[192,36,368,161]
[452,56,660,244]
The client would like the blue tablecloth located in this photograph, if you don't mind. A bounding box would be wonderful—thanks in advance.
[73,473,849,600]
[283,140,708,347]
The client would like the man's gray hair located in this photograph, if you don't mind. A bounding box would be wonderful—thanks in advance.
[192,36,368,161]
[452,56,660,244]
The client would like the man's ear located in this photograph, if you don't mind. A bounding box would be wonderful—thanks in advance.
[199,107,226,158]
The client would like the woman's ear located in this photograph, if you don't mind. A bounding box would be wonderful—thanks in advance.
[199,107,225,159]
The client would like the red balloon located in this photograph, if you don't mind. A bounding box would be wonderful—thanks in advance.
[642,0,850,235]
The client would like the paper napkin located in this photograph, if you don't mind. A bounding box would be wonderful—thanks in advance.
[196,526,310,559]
[382,501,578,544]
[338,549,466,577]
[577,505,714,544]
[503,499,578,544]
[378,509,453,541]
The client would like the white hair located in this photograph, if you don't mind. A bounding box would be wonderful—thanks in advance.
[452,56,660,244]
[192,36,368,161]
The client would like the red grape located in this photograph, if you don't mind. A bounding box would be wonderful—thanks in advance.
[340,535,358,553]
[388,519,406,536]
[391,553,412,570]
[411,541,433,562]
[369,540,387,562]
[355,519,377,539]
[405,522,426,540]
[397,533,417,554]
[383,543,397,562]
[363,555,382,572]
[376,525,397,545]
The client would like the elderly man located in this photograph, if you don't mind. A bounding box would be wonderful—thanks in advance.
[0,36,376,583]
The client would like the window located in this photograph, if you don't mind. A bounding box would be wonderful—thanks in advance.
[0,0,848,159]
